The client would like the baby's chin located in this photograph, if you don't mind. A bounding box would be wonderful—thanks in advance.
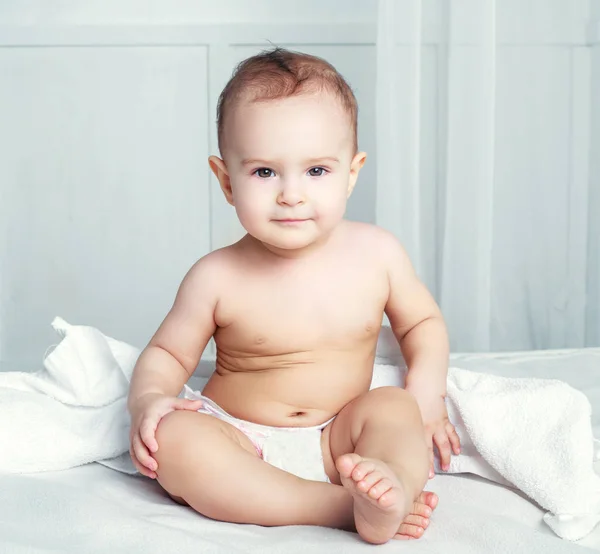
[253,232,329,256]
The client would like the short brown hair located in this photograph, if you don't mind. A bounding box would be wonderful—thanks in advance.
[216,47,358,155]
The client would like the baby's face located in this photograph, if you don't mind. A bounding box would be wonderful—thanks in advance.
[216,92,365,253]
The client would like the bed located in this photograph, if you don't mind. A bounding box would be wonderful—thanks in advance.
[1,347,599,553]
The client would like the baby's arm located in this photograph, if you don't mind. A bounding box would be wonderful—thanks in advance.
[127,257,218,476]
[380,235,448,395]
[378,231,460,473]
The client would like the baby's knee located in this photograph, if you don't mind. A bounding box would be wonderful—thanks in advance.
[153,411,210,492]
[154,410,210,469]
[365,386,421,419]
[367,385,413,405]
[155,410,195,450]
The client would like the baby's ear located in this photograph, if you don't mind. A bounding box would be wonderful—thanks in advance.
[347,152,367,197]
[209,156,234,205]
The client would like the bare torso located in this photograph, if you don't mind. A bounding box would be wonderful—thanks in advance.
[201,221,390,427]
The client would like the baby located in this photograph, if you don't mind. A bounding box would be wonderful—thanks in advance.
[127,47,461,545]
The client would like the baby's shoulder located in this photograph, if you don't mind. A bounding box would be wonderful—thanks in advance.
[182,244,240,287]
[342,220,402,253]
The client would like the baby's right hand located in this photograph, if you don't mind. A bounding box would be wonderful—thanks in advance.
[128,393,203,479]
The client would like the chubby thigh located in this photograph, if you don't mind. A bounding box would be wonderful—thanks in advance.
[154,410,261,505]
[152,409,355,529]
[154,387,425,502]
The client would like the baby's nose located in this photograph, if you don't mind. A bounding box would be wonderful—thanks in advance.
[277,182,304,205]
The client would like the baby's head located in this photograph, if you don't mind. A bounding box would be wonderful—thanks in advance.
[209,48,366,255]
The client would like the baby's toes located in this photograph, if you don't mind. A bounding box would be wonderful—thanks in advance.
[411,497,433,518]
[404,513,430,530]
[394,513,430,540]
[395,522,426,540]
[351,460,376,483]
[335,453,362,479]
[366,477,394,503]
[422,491,438,510]
[356,469,382,493]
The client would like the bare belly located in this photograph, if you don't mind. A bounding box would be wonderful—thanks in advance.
[201,349,376,427]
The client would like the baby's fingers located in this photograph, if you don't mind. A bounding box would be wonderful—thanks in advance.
[447,422,461,455]
[132,432,156,470]
[424,433,435,479]
[173,398,203,411]
[132,433,158,474]
[140,418,159,453]
[434,430,452,471]
[129,444,157,479]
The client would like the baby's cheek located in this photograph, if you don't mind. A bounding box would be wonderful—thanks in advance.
[234,203,260,231]
[323,195,349,222]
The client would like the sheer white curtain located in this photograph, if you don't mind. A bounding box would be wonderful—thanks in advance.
[376,0,598,352]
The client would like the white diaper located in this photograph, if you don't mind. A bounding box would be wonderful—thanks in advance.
[182,385,333,482]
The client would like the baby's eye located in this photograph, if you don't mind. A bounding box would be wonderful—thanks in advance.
[254,168,275,178]
[308,167,328,177]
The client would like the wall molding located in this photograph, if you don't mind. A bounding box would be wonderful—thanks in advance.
[0,22,593,48]
[0,24,374,47]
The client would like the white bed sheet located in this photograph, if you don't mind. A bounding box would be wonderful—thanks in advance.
[1,348,599,553]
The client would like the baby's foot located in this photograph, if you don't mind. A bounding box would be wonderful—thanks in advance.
[394,490,438,540]
[336,453,411,544]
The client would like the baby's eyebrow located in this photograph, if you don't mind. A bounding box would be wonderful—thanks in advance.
[241,159,271,167]
[241,157,340,167]
[305,157,340,166]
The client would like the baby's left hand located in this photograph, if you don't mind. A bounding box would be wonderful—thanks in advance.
[407,388,461,478]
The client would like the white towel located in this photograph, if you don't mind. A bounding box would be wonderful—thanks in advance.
[0,318,598,541]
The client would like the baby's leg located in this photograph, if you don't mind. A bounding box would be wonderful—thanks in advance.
[153,410,354,529]
[324,386,430,544]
